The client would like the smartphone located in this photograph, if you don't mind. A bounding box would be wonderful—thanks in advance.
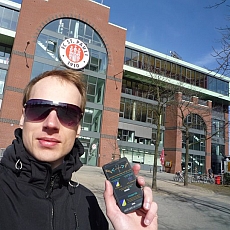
[102,157,143,214]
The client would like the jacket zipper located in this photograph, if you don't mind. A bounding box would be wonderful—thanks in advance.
[45,175,56,230]
[45,175,79,229]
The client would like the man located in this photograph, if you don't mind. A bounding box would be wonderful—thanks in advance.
[0,69,158,230]
[208,168,213,179]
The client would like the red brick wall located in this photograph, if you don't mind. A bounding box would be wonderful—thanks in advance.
[164,93,212,173]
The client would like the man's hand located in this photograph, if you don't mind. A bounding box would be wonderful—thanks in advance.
[104,164,158,230]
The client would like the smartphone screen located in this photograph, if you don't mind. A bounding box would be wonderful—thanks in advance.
[102,157,143,213]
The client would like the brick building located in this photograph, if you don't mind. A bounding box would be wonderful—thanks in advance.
[0,0,229,174]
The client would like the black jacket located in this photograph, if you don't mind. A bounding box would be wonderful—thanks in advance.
[0,128,108,230]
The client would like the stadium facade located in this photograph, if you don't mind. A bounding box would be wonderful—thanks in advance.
[0,0,229,174]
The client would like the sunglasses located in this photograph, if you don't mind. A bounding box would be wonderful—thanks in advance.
[24,99,83,127]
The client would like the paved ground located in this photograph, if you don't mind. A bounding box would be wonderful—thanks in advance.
[72,165,230,230]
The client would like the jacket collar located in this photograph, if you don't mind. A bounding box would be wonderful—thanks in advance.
[1,128,83,189]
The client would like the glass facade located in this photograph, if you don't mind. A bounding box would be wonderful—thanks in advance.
[184,114,206,130]
[124,47,229,96]
[181,153,205,174]
[0,44,11,64]
[81,107,102,132]
[31,18,108,166]
[120,148,156,167]
[181,114,206,173]
[212,118,225,138]
[182,132,206,151]
[78,136,99,166]
[32,18,107,78]
[122,77,154,100]
[119,86,165,168]
[0,44,11,105]
[211,143,225,174]
[0,69,7,95]
[211,143,225,157]
[83,74,104,104]
[120,97,164,125]
[118,129,151,145]
[0,5,19,31]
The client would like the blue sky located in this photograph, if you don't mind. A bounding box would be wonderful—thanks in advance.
[12,0,228,72]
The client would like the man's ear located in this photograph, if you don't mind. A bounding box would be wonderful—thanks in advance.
[19,108,25,128]
[76,124,81,138]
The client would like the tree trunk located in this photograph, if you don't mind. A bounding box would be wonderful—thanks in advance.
[152,105,161,190]
[184,128,189,186]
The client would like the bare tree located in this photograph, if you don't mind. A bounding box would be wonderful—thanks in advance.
[212,25,230,76]
[144,72,185,190]
[207,0,230,76]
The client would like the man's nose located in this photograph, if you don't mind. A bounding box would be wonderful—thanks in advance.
[42,110,60,130]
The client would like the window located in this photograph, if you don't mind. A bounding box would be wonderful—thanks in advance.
[182,153,205,174]
[0,6,19,31]
[83,75,105,104]
[124,48,132,65]
[85,24,93,40]
[120,97,160,124]
[0,46,5,57]
[212,119,225,138]
[211,143,225,156]
[34,18,107,73]
[207,76,217,92]
[0,148,6,161]
[56,19,70,36]
[124,99,133,119]
[118,129,134,142]
[120,99,125,118]
[185,69,191,83]
[11,10,19,30]
[89,50,100,71]
[131,50,138,67]
[1,7,12,28]
[118,129,151,145]
[123,47,229,97]
[0,44,11,64]
[190,70,195,85]
[134,136,151,145]
[0,69,7,94]
[81,108,102,132]
[31,61,55,79]
[155,59,161,73]
[184,114,206,130]
[47,40,57,52]
[182,132,206,151]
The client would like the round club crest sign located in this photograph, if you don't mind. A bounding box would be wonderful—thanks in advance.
[59,38,90,70]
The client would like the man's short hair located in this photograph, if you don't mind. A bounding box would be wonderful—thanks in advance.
[23,69,87,112]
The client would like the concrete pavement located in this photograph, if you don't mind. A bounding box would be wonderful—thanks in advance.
[72,165,230,230]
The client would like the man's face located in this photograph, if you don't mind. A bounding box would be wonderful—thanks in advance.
[20,76,82,168]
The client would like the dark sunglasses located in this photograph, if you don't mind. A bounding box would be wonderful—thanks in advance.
[24,99,83,127]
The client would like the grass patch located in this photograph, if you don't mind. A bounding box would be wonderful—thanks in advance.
[192,183,230,196]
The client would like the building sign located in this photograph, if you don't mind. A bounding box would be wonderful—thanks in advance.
[59,38,90,70]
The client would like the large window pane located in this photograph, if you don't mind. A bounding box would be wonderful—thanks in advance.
[11,11,19,30]
[82,108,102,132]
[1,7,12,29]
[0,7,4,25]
[0,69,7,94]
[124,48,132,65]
